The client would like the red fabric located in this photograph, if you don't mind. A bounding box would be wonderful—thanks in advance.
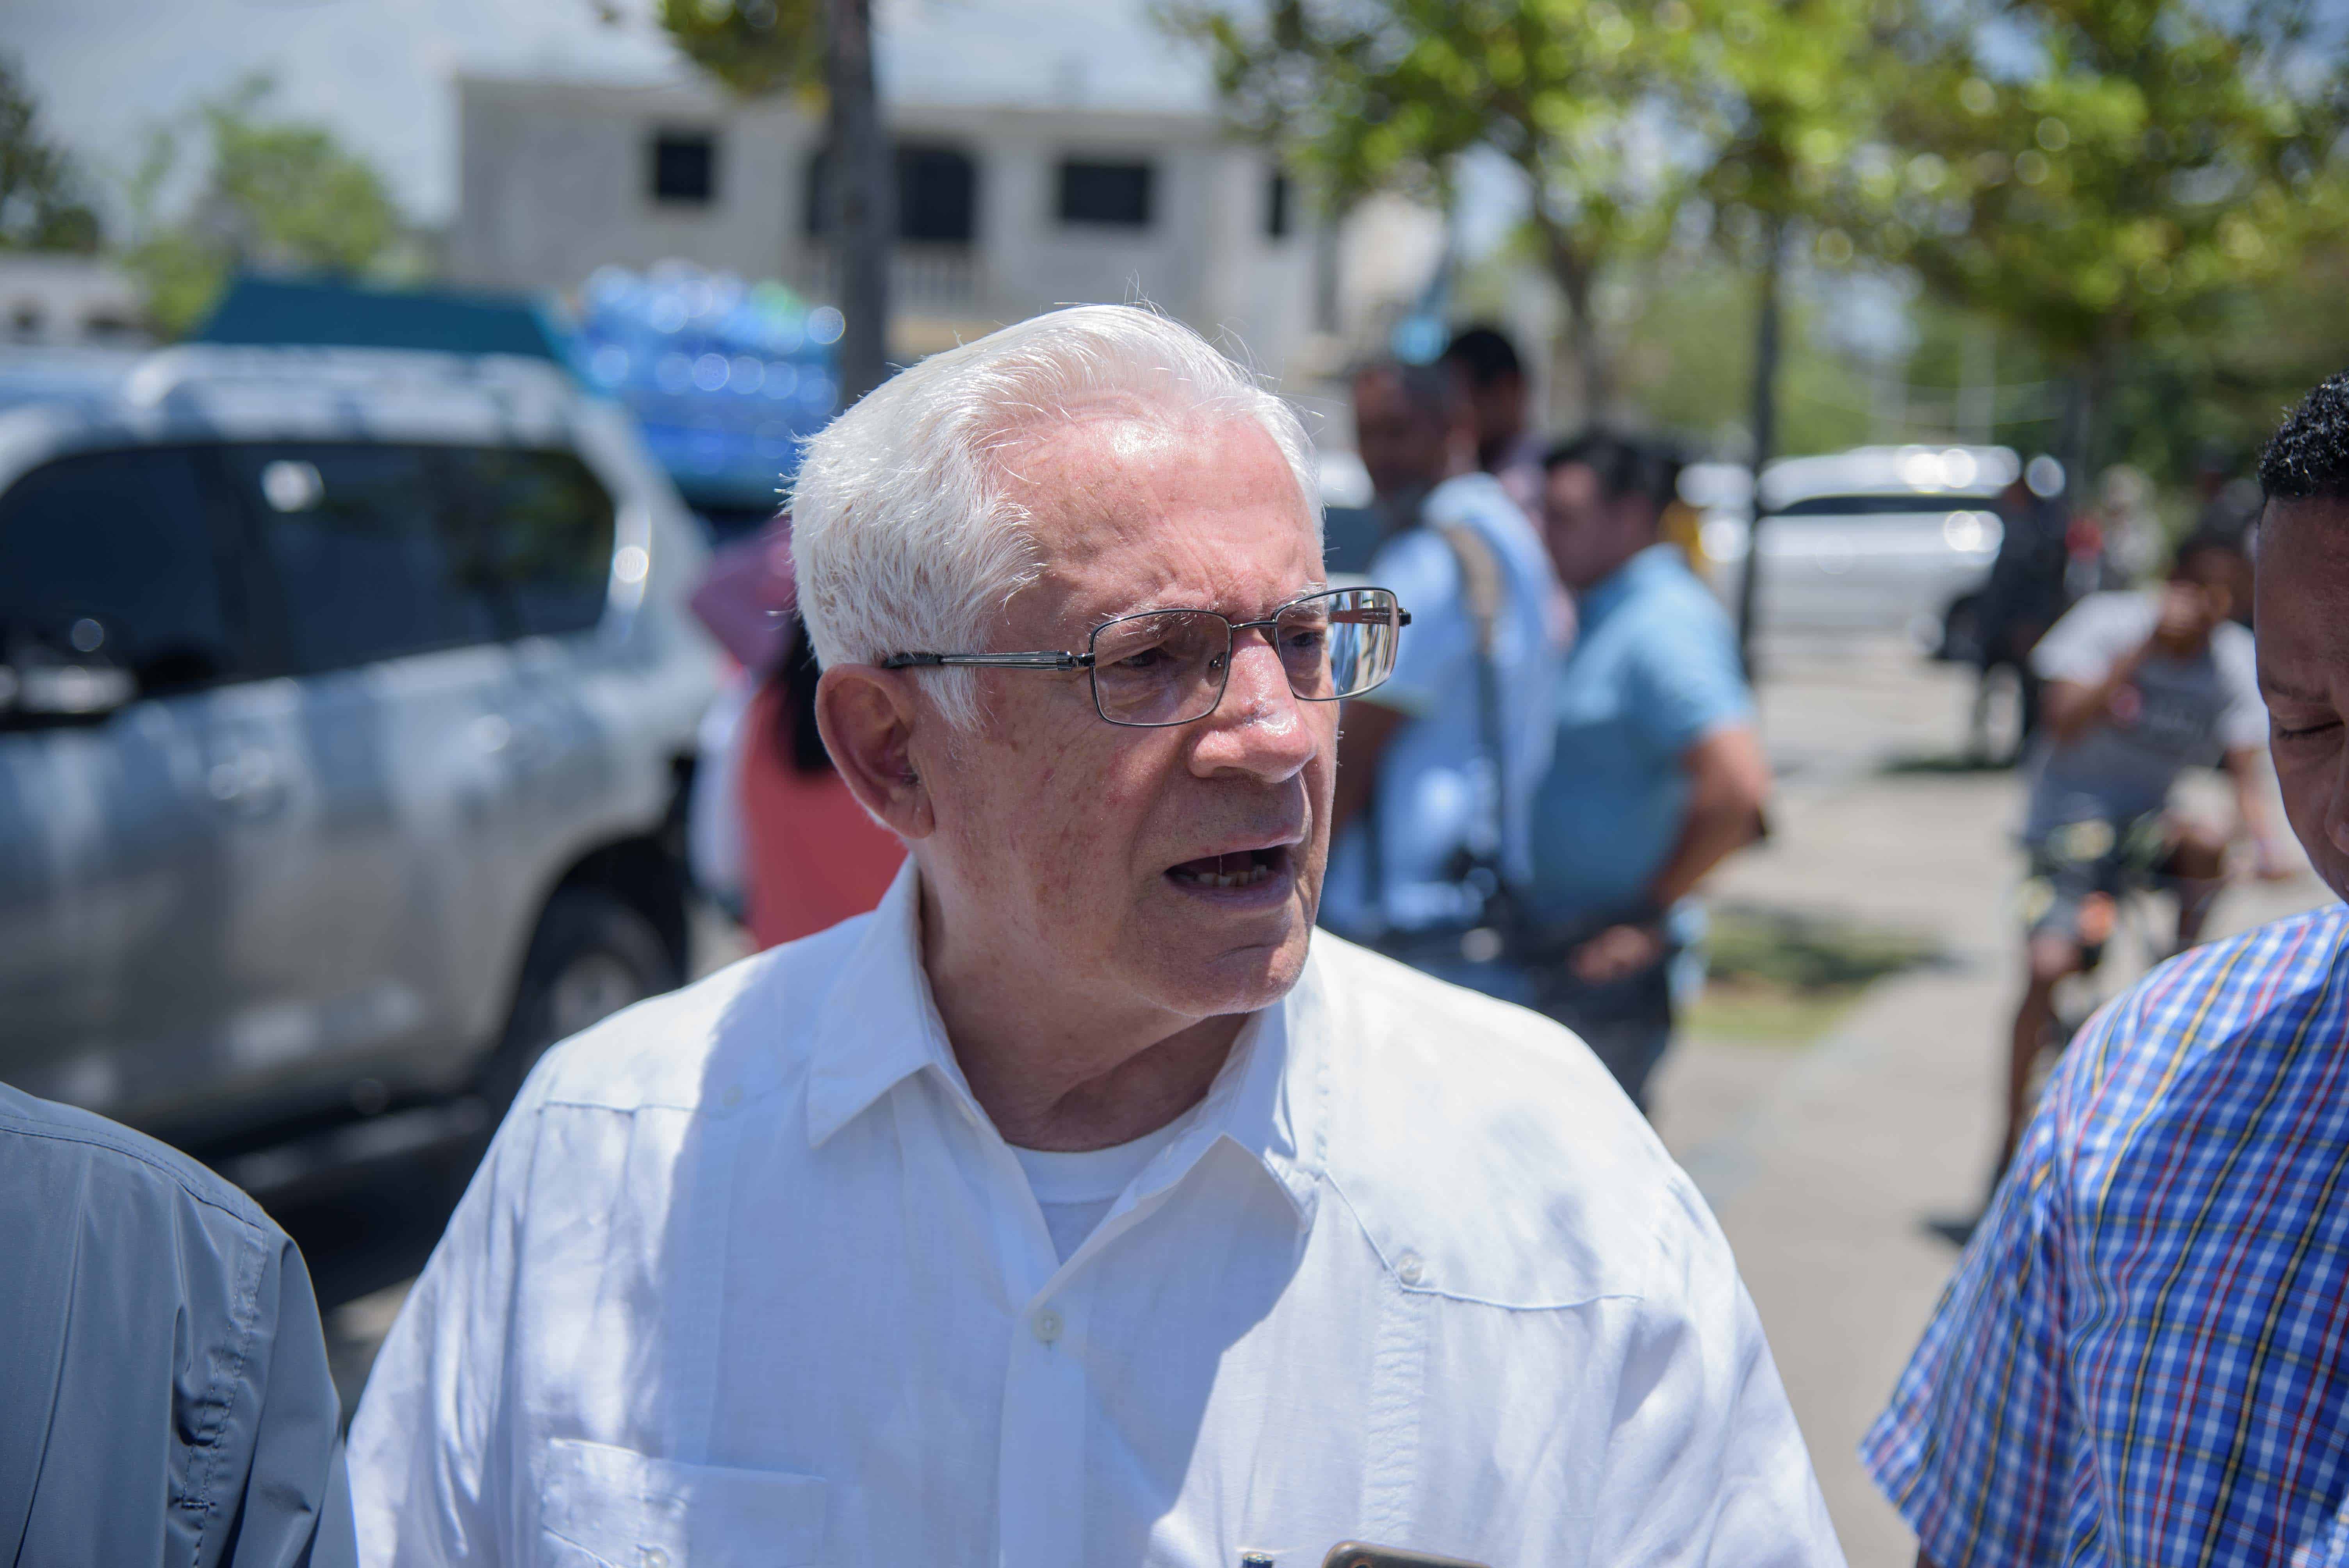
[739,678,906,950]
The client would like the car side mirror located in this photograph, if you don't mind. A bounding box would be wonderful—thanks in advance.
[0,661,138,722]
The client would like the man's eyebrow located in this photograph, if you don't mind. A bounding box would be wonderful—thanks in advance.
[1099,583,1330,620]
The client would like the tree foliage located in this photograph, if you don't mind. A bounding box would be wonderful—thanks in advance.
[125,77,408,337]
[0,53,102,253]
[1877,0,2349,372]
[1166,0,1905,413]
[657,0,827,100]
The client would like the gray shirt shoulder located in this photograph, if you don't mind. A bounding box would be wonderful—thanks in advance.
[2023,592,2267,841]
[0,1084,353,1568]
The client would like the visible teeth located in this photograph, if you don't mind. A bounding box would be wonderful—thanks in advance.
[1182,857,1274,889]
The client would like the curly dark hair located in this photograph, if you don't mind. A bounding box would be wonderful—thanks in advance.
[2258,370,2349,502]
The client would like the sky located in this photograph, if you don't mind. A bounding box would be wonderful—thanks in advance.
[6,0,1227,227]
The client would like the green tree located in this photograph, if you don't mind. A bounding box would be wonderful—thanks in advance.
[659,0,825,95]
[654,0,891,404]
[1168,0,1701,411]
[1167,0,1903,419]
[0,53,102,252]
[125,77,407,335]
[1612,250,1887,456]
[1875,0,2349,476]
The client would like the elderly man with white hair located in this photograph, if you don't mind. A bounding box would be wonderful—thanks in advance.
[347,306,1839,1567]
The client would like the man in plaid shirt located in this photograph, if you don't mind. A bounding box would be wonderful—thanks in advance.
[1862,371,2349,1567]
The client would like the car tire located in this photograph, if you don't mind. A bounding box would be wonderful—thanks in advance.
[1936,593,1984,664]
[481,887,680,1112]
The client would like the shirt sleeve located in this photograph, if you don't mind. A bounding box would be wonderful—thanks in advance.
[0,1101,348,1568]
[228,1240,358,1568]
[1361,528,1466,718]
[1592,1178,1847,1568]
[1859,1040,2094,1568]
[347,1075,546,1567]
[1623,597,1755,756]
[2031,594,2139,685]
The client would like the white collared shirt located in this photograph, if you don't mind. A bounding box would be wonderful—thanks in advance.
[349,865,1842,1568]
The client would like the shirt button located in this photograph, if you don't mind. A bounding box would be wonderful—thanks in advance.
[640,1548,670,1568]
[722,1085,743,1109]
[1032,1306,1064,1343]
[1397,1251,1426,1287]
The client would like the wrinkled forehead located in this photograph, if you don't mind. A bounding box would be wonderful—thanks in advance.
[996,412,1321,623]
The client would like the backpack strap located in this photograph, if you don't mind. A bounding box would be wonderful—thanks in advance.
[1434,519,1504,661]
[1364,517,1516,938]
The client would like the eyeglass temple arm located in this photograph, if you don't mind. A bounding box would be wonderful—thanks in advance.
[882,651,1092,670]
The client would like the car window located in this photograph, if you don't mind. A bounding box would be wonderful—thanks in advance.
[225,444,500,673]
[441,448,617,639]
[1773,493,1998,518]
[0,445,241,696]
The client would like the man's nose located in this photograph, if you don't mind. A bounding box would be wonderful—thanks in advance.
[1190,634,1317,781]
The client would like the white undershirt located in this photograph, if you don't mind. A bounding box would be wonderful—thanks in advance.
[1010,1117,1191,1262]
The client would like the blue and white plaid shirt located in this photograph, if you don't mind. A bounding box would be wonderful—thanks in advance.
[1864,903,2349,1568]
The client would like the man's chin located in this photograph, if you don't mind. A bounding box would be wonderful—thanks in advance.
[1138,909,1314,1019]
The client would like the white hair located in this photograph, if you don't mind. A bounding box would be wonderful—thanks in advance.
[789,304,1321,728]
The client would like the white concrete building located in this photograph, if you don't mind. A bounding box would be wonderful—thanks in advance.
[449,75,1321,377]
[0,255,150,346]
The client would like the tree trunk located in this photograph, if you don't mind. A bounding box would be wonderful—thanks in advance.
[1735,214,1784,681]
[827,0,890,406]
[1529,203,1605,426]
[2061,356,2101,511]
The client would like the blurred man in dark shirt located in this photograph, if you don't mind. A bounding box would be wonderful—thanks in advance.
[1442,324,1546,515]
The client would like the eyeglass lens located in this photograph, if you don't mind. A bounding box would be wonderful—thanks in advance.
[1087,588,1401,726]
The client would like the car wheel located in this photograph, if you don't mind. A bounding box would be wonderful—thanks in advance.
[1936,594,1984,664]
[1969,663,2027,768]
[483,887,679,1110]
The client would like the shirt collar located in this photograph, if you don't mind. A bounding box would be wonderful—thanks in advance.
[801,862,1324,1227]
[805,861,970,1147]
[1160,967,1322,1226]
[1577,541,1678,624]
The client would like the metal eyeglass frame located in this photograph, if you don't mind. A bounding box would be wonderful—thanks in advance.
[880,586,1412,728]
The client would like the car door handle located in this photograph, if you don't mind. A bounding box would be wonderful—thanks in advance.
[207,748,287,818]
[471,713,554,763]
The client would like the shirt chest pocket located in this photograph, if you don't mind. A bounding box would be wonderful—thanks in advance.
[538,1437,828,1568]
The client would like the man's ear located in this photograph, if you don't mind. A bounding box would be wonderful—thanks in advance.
[815,665,936,839]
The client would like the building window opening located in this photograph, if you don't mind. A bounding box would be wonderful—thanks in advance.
[1057,160,1154,228]
[803,143,979,244]
[651,130,718,205]
[1265,171,1292,241]
[897,145,977,244]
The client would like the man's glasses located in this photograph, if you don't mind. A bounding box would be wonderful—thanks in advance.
[882,586,1411,728]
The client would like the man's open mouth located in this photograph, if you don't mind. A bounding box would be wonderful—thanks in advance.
[1167,845,1291,891]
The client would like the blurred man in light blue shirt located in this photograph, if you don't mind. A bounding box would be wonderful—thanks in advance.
[1528,432,1769,1108]
[1320,360,1567,1003]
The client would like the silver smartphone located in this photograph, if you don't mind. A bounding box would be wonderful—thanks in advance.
[1320,1543,1494,1568]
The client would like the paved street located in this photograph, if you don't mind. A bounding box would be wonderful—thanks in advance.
[303,634,2335,1567]
[1657,636,2330,1566]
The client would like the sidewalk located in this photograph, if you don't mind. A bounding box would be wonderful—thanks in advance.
[1656,640,2329,1564]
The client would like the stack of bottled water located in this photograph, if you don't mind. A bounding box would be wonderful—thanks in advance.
[571,260,844,503]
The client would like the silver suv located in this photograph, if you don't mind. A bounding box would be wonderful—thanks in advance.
[0,346,720,1171]
[1693,444,2018,646]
